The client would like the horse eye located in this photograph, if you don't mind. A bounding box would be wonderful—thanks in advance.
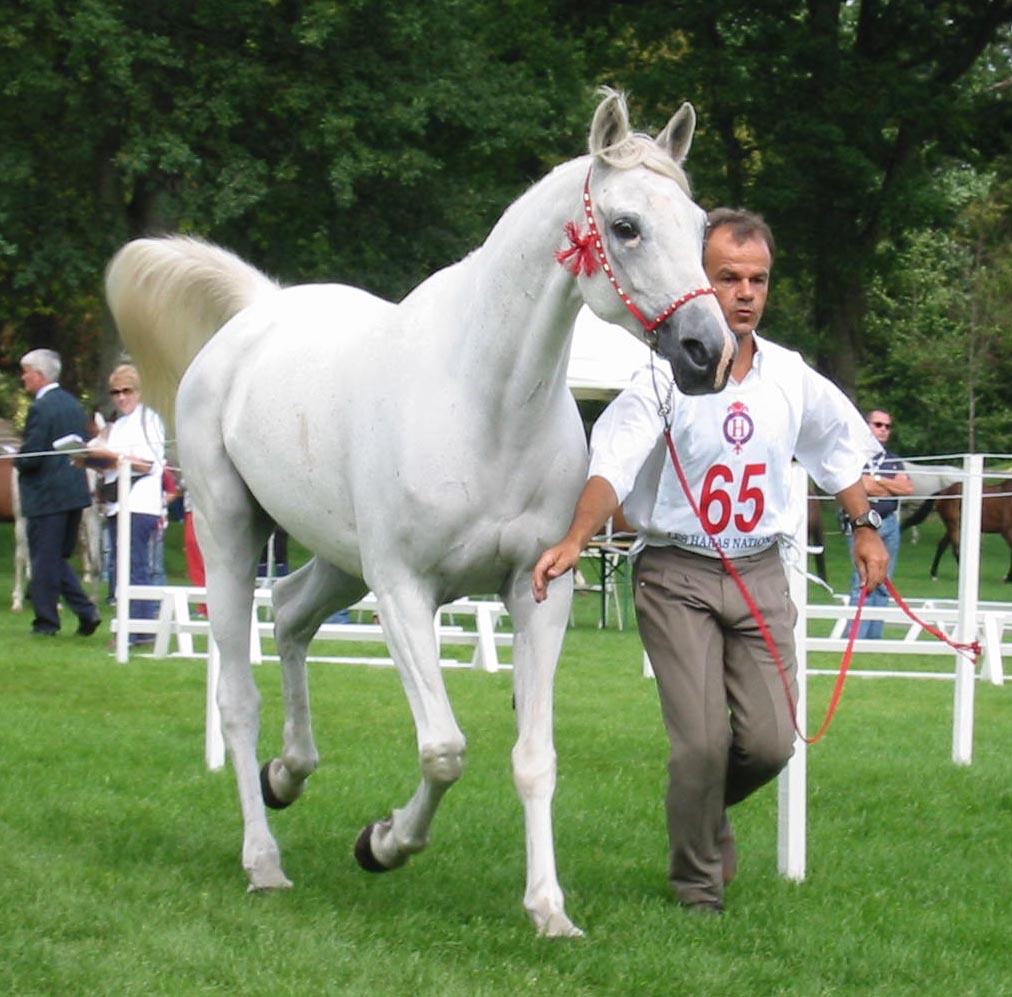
[611,218,640,242]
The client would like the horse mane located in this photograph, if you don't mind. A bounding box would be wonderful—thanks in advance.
[594,132,691,193]
[105,236,280,433]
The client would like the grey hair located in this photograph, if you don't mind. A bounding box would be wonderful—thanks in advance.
[21,348,61,382]
[704,208,776,265]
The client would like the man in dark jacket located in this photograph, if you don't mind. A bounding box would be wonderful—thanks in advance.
[15,349,101,637]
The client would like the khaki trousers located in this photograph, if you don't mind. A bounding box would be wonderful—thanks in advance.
[633,543,797,906]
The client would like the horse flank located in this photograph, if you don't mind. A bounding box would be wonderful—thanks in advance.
[105,236,280,432]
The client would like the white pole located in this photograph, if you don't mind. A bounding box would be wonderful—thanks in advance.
[115,456,131,663]
[952,453,983,765]
[778,463,808,880]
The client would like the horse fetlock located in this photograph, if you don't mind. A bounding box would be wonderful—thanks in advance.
[261,758,308,809]
[419,741,466,785]
[361,817,417,871]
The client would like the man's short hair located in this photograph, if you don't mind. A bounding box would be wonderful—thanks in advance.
[21,349,61,382]
[704,208,776,266]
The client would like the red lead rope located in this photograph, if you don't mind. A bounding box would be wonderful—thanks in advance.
[663,429,982,744]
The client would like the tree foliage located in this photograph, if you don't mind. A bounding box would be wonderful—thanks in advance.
[1,0,590,400]
[2,0,1012,453]
[568,1,1012,402]
[863,167,1012,455]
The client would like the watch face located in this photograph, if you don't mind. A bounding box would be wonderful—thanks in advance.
[854,509,882,529]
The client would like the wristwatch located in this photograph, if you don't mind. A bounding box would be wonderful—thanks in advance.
[850,509,883,531]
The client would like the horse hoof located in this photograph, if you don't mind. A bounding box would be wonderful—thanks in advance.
[533,910,585,939]
[354,822,390,873]
[260,760,297,810]
[246,871,293,892]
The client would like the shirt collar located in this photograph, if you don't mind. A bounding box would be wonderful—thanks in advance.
[36,382,59,399]
[731,332,764,384]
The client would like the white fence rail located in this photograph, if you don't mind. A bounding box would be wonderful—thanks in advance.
[107,454,1009,869]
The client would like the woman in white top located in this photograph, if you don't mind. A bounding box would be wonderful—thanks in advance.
[87,364,166,644]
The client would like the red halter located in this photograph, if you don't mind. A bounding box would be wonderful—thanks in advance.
[556,167,717,338]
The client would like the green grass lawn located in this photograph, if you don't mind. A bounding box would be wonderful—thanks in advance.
[1,514,1010,996]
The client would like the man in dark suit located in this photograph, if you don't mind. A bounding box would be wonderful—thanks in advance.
[15,349,101,637]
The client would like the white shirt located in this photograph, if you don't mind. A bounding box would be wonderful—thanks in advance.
[589,334,882,557]
[102,404,166,517]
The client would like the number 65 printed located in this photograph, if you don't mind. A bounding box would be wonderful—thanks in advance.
[698,463,766,534]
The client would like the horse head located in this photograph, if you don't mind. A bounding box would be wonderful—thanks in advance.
[567,88,735,396]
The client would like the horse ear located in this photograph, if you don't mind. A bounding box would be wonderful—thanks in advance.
[588,87,631,156]
[655,102,696,165]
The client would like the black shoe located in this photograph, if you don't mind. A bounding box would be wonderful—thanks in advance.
[77,614,102,637]
[30,629,57,638]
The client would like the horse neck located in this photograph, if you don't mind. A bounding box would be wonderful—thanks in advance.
[451,158,588,416]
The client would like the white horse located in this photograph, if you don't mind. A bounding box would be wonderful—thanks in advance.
[899,461,964,538]
[104,89,735,937]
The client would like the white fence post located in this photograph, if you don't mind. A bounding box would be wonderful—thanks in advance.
[114,456,131,664]
[952,453,984,765]
[778,463,809,880]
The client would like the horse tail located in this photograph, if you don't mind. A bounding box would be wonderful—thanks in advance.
[104,236,280,431]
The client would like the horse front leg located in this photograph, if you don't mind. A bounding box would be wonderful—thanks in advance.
[353,590,467,874]
[505,571,583,938]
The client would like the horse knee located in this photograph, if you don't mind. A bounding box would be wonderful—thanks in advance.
[420,740,467,786]
[511,743,557,799]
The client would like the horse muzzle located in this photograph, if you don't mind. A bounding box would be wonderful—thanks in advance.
[652,298,736,396]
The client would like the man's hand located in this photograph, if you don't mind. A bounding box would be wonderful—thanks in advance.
[852,528,890,593]
[532,539,583,603]
[531,476,621,602]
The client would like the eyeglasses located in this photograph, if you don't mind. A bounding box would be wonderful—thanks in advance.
[110,387,134,397]
[871,421,891,429]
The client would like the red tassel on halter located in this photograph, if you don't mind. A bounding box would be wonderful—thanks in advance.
[556,221,601,277]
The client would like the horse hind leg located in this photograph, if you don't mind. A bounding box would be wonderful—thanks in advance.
[352,589,467,875]
[262,558,368,808]
[930,536,950,580]
[190,489,289,892]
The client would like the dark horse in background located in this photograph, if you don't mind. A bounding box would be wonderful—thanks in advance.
[913,482,1012,583]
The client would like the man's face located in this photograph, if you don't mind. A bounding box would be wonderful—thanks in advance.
[20,366,47,396]
[703,227,772,338]
[868,410,893,445]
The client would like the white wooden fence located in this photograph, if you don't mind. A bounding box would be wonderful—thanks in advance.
[108,454,1009,877]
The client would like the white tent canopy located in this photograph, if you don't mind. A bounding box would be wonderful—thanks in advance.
[566,307,653,401]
